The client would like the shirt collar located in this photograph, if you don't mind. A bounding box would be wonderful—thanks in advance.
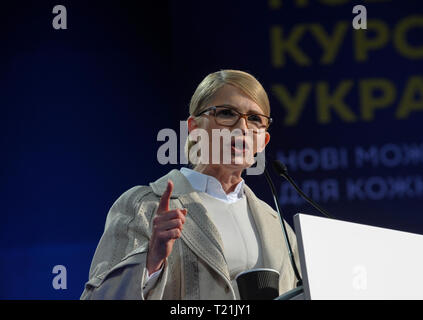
[180,167,244,203]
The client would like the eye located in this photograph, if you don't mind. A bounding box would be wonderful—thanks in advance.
[248,114,263,123]
[216,108,237,118]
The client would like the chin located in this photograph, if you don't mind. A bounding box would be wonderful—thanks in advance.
[227,156,256,169]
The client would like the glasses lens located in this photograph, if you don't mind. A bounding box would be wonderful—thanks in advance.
[215,108,239,125]
[214,107,269,129]
[247,114,268,129]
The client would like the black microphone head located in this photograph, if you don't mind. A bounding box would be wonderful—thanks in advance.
[272,160,288,176]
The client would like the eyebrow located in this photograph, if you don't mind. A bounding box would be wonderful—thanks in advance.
[218,104,265,115]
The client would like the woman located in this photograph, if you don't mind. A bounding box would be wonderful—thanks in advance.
[81,69,300,300]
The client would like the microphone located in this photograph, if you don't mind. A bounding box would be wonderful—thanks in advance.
[272,160,335,219]
[263,162,303,287]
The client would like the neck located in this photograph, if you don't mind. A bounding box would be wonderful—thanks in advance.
[195,165,243,194]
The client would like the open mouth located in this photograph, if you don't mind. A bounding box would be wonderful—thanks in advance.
[231,138,249,153]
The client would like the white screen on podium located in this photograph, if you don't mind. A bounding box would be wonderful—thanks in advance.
[293,213,423,300]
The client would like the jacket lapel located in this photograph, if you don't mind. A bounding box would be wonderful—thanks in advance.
[243,184,285,273]
[149,169,231,281]
[149,169,286,281]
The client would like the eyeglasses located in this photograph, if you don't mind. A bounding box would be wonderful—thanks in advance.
[195,105,272,130]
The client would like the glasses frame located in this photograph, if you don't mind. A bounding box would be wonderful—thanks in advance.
[195,105,273,130]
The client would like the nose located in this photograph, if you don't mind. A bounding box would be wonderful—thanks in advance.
[233,116,249,134]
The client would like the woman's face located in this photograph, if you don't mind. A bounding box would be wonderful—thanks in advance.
[188,84,270,171]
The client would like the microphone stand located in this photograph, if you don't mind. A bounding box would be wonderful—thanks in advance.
[265,160,336,300]
[263,163,303,288]
[272,160,335,220]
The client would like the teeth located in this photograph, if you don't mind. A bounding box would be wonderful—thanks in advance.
[232,143,248,150]
[230,139,250,150]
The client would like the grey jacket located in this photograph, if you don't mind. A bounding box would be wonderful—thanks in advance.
[80,169,300,300]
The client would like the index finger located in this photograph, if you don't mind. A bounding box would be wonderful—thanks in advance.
[157,179,173,214]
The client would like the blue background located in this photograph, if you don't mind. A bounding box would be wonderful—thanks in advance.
[1,0,422,299]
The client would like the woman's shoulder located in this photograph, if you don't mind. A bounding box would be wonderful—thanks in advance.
[118,184,154,201]
[103,185,161,231]
[112,184,160,210]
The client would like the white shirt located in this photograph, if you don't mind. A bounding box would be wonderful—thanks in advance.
[143,167,260,295]
[179,167,245,203]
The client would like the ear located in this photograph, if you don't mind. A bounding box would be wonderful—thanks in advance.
[187,116,199,133]
[264,131,270,146]
[257,131,270,153]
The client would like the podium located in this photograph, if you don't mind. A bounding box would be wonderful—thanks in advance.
[276,213,423,300]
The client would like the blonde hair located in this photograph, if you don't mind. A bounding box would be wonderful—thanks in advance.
[184,69,271,167]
